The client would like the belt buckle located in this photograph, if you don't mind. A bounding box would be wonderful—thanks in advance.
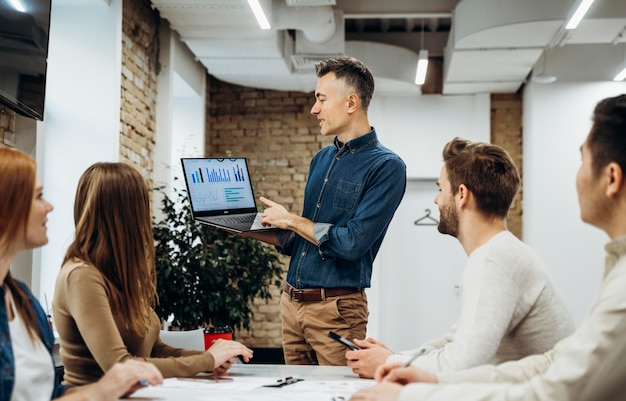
[292,288,305,301]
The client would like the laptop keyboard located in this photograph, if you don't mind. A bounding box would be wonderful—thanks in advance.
[211,213,258,224]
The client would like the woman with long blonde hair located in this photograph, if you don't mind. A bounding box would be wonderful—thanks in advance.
[53,162,252,386]
[0,147,162,401]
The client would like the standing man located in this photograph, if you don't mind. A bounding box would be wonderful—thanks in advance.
[349,94,626,401]
[346,138,574,378]
[249,57,407,365]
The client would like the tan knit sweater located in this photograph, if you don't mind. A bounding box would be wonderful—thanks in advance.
[52,260,215,385]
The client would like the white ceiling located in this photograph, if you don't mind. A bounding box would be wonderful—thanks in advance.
[149,0,626,96]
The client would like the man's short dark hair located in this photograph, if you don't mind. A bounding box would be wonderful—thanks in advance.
[443,137,520,219]
[587,94,626,177]
[314,57,375,110]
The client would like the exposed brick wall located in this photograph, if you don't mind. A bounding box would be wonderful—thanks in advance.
[206,76,330,213]
[0,106,16,147]
[120,0,160,180]
[491,93,523,240]
[206,76,332,346]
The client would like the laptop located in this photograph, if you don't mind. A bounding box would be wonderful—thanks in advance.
[180,157,277,233]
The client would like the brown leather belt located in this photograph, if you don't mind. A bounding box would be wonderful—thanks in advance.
[283,282,361,302]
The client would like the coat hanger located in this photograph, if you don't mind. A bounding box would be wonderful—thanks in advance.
[414,208,439,226]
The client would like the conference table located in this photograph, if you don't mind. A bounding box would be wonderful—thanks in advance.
[129,364,375,401]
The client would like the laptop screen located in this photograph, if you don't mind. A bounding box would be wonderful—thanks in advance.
[181,158,258,215]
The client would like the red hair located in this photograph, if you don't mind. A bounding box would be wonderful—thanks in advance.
[0,146,42,340]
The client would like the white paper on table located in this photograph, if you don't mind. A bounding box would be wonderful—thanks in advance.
[160,376,273,391]
[286,379,375,398]
[131,376,374,401]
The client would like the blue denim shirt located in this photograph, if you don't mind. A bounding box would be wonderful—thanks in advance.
[279,128,406,289]
[0,280,65,401]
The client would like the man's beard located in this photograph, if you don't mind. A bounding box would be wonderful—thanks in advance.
[437,202,459,238]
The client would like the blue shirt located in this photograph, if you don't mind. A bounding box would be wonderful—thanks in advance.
[280,128,406,289]
[0,280,65,401]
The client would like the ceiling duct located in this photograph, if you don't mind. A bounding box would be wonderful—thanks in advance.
[290,10,345,72]
[272,0,337,44]
[265,0,345,73]
[291,55,330,70]
[151,0,626,96]
[149,1,432,93]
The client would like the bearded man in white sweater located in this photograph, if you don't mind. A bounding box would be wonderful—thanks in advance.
[346,137,574,379]
[350,94,626,401]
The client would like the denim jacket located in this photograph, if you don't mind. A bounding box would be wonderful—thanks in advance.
[0,280,65,401]
[280,128,406,289]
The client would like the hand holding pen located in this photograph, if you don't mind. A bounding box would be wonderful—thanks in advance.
[374,348,438,385]
[88,360,163,401]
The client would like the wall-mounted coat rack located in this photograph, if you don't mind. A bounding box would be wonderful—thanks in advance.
[414,208,439,226]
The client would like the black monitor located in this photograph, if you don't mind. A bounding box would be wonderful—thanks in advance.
[0,0,52,121]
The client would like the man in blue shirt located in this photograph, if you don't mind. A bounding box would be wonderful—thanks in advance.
[248,57,406,365]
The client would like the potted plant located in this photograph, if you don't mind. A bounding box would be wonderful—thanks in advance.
[152,185,284,333]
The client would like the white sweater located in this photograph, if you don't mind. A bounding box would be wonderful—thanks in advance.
[388,231,574,373]
[398,235,626,401]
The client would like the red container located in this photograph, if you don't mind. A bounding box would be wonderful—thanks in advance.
[203,326,233,350]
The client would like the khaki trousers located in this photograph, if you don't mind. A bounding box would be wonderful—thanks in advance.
[280,289,368,365]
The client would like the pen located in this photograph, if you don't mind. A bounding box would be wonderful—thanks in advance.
[402,347,427,368]
[138,380,149,386]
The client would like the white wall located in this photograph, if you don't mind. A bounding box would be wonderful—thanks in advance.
[153,22,206,222]
[371,179,466,349]
[35,0,122,303]
[369,94,490,178]
[523,81,626,325]
[11,116,40,289]
[367,94,490,349]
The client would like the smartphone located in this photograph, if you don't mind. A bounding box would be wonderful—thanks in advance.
[328,331,360,351]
